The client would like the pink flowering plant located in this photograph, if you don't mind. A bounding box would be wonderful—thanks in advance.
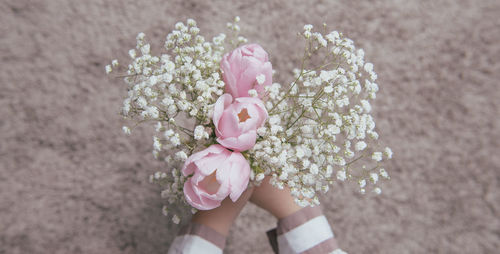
[182,144,250,210]
[213,94,268,152]
[107,17,393,223]
[221,43,273,98]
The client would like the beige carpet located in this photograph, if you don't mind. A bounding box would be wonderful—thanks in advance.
[1,0,499,253]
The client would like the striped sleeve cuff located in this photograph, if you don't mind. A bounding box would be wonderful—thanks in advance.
[168,222,226,254]
[273,206,341,254]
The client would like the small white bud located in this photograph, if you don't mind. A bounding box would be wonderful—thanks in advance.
[256,74,266,85]
[172,214,180,224]
[175,151,188,161]
[187,18,196,26]
[303,24,313,31]
[355,141,367,151]
[129,49,136,59]
[336,169,347,181]
[248,89,258,97]
[379,168,390,179]
[384,147,393,159]
[255,173,265,182]
[359,179,366,188]
[136,32,145,41]
[122,126,131,135]
[372,152,383,162]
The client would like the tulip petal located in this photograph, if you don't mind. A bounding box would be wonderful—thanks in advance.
[254,62,273,97]
[238,57,262,97]
[184,180,221,210]
[182,144,227,176]
[214,163,232,200]
[194,152,228,175]
[216,130,257,152]
[213,94,234,136]
[222,58,238,96]
[199,196,222,210]
[235,97,268,129]
[217,104,241,137]
[228,153,250,202]
[220,44,272,99]
[249,44,269,62]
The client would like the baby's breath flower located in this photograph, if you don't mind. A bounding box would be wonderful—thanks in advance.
[369,172,379,183]
[364,62,374,73]
[355,141,367,151]
[122,126,131,135]
[372,152,383,162]
[153,136,162,151]
[359,179,366,188]
[193,125,208,140]
[256,74,266,85]
[384,147,393,159]
[162,206,169,216]
[172,214,180,224]
[170,135,181,147]
[187,18,196,26]
[379,168,390,179]
[128,49,136,59]
[360,100,371,113]
[369,131,379,140]
[248,89,258,97]
[155,122,163,132]
[175,150,188,161]
[336,169,347,181]
[255,173,265,182]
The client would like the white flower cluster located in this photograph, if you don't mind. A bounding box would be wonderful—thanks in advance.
[108,19,393,219]
[149,168,195,224]
[249,24,392,206]
[107,18,246,223]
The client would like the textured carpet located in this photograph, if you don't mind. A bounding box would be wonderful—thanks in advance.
[1,0,499,253]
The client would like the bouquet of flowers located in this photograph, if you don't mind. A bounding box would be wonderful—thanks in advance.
[106,17,392,224]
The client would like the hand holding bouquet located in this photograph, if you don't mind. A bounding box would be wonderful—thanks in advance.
[107,17,393,224]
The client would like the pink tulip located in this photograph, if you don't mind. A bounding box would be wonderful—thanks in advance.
[182,144,251,210]
[213,94,268,152]
[220,43,273,98]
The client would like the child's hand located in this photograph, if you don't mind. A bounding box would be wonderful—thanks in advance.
[249,176,302,219]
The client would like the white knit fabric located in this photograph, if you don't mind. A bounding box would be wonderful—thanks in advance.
[168,234,222,254]
[277,215,334,253]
